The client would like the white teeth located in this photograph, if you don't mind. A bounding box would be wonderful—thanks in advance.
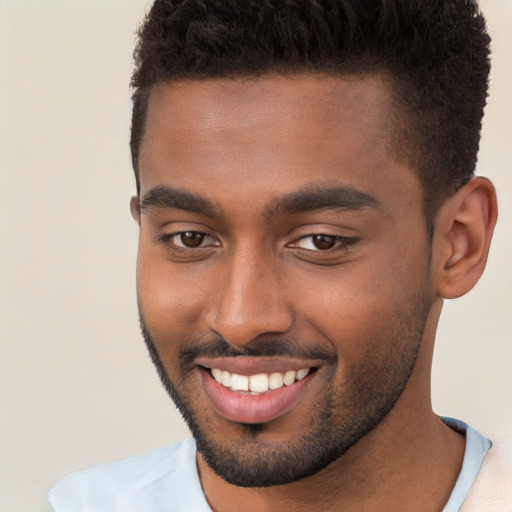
[296,368,310,380]
[283,370,296,386]
[211,368,311,394]
[211,368,223,383]
[268,372,284,390]
[249,373,269,393]
[230,374,249,391]
[221,370,232,387]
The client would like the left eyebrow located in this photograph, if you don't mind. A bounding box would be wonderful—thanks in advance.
[267,184,381,216]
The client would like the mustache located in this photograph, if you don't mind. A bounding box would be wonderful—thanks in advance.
[138,314,335,371]
[179,337,336,368]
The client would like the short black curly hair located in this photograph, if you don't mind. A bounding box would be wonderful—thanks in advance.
[130,0,491,222]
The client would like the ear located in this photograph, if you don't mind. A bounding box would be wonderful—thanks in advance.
[130,195,141,225]
[433,177,498,299]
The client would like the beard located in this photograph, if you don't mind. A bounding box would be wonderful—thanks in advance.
[139,289,431,488]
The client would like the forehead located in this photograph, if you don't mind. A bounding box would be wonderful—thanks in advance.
[138,74,419,214]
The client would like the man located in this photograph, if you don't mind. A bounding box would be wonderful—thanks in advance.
[48,0,510,510]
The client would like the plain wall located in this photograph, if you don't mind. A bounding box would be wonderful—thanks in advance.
[0,1,510,511]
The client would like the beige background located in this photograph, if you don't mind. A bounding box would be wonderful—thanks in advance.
[0,1,510,511]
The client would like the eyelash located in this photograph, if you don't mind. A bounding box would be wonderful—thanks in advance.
[157,231,218,251]
[157,231,358,255]
[291,234,358,252]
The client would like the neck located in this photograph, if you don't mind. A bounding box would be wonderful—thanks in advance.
[197,299,465,512]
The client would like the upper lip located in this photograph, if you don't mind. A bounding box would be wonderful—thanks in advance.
[195,356,324,375]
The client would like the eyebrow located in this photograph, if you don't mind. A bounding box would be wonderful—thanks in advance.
[267,184,380,216]
[139,185,217,217]
[138,183,380,218]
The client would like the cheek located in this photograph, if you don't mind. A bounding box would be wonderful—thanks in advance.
[292,260,402,315]
[136,249,207,345]
[292,254,428,354]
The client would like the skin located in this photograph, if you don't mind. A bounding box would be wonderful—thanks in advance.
[132,74,497,511]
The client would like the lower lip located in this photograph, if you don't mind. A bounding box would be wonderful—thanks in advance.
[199,367,312,424]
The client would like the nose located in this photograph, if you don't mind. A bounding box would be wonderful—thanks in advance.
[205,246,294,348]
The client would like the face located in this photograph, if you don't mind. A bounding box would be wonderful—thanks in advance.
[134,74,434,487]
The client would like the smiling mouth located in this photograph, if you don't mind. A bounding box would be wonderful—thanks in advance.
[197,361,320,424]
[209,367,311,394]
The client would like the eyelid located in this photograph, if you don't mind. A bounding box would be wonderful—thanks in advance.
[289,233,358,252]
[157,230,220,249]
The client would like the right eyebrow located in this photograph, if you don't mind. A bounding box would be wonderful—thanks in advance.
[139,185,218,217]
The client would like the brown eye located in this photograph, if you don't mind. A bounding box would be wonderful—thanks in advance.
[180,231,205,247]
[312,234,336,250]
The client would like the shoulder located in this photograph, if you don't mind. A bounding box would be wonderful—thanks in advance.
[47,438,198,512]
[461,436,512,512]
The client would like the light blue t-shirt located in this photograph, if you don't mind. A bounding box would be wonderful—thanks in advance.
[48,418,491,512]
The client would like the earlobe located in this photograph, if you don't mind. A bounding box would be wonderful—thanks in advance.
[433,177,498,299]
[130,195,141,225]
